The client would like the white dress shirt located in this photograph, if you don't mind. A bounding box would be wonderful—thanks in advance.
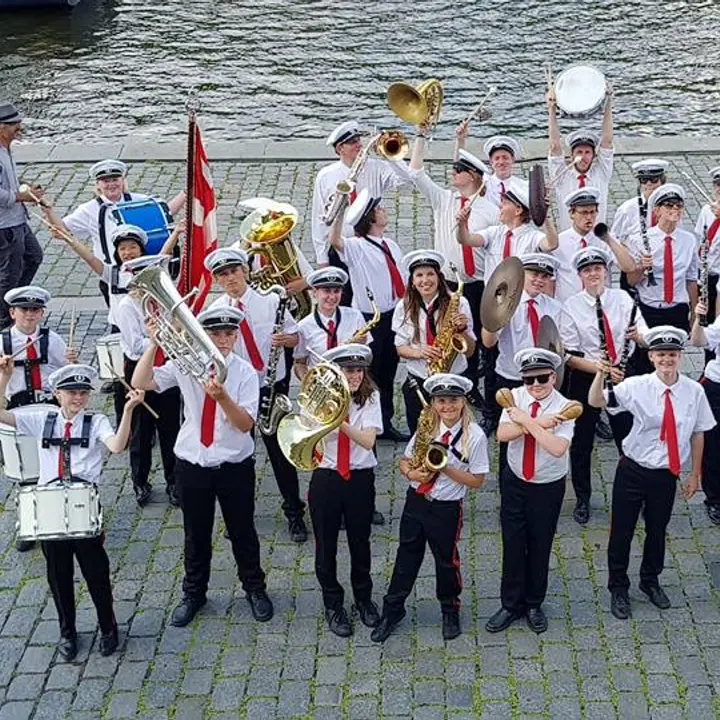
[405,420,489,501]
[701,317,720,383]
[485,173,523,208]
[295,306,370,366]
[311,157,408,265]
[548,147,614,231]
[392,295,475,379]
[482,223,546,281]
[318,390,383,471]
[552,227,610,303]
[100,263,132,326]
[154,352,259,467]
[116,295,151,361]
[608,373,715,470]
[501,386,575,483]
[560,289,648,364]
[495,292,562,381]
[408,168,498,282]
[209,287,298,385]
[339,234,404,314]
[14,408,115,486]
[695,204,720,276]
[3,326,67,398]
[627,226,699,308]
[611,196,646,244]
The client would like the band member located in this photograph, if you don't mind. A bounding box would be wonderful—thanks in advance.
[589,327,715,619]
[486,349,575,635]
[626,184,698,374]
[560,247,649,524]
[294,268,371,379]
[547,84,615,231]
[329,190,409,442]
[552,187,635,304]
[0,102,44,329]
[133,306,274,627]
[204,248,308,542]
[482,135,524,208]
[310,344,383,637]
[0,363,143,660]
[393,250,475,434]
[372,374,488,643]
[115,257,181,507]
[694,167,720,331]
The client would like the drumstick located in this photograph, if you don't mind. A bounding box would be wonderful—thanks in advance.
[102,362,159,420]
[464,86,496,124]
[8,337,42,361]
[18,183,50,208]
[68,304,77,350]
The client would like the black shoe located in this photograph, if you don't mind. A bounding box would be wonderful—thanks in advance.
[707,504,720,525]
[100,380,115,394]
[377,425,410,442]
[526,607,548,634]
[610,590,631,620]
[595,415,613,441]
[166,484,180,507]
[134,483,152,507]
[639,582,671,609]
[98,626,119,656]
[247,590,274,622]
[288,516,308,543]
[325,606,353,637]
[467,388,484,410]
[171,596,206,627]
[354,599,380,628]
[485,607,522,633]
[371,510,385,526]
[370,610,405,643]
[57,634,77,661]
[573,500,590,525]
[15,539,35,552]
[442,611,461,640]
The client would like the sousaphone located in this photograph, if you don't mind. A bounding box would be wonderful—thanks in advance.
[480,257,524,333]
[536,315,566,388]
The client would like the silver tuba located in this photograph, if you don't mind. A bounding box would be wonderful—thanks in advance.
[128,258,227,385]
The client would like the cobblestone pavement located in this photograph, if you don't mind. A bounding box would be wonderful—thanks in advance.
[0,152,718,719]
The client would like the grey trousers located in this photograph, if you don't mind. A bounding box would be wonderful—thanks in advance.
[0,223,43,327]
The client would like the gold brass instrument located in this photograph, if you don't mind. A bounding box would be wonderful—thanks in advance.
[427,263,468,375]
[407,378,448,472]
[128,258,227,385]
[277,354,351,471]
[347,288,381,344]
[387,79,444,132]
[480,257,524,333]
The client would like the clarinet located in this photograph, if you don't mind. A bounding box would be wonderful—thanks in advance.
[617,295,639,376]
[595,295,617,407]
[637,188,657,286]
[700,224,710,328]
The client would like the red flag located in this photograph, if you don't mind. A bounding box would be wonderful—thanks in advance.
[180,121,217,313]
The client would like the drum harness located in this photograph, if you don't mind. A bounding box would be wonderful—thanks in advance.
[42,412,94,483]
[2,328,52,408]
[96,193,132,264]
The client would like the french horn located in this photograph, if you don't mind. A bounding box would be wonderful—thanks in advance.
[387,79,443,132]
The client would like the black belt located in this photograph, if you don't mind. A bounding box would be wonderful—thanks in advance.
[407,486,461,505]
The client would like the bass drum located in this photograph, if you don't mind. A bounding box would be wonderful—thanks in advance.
[554,65,606,118]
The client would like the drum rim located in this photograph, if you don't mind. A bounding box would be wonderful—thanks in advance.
[555,64,606,115]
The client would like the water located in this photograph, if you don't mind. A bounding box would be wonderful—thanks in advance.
[1,0,719,143]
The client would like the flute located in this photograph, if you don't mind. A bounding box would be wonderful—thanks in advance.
[595,295,617,407]
[637,187,657,286]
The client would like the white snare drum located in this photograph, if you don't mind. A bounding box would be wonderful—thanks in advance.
[16,482,102,541]
[554,64,607,118]
[96,334,124,381]
[0,404,58,484]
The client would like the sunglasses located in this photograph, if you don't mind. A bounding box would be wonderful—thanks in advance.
[659,201,684,209]
[522,373,552,385]
[452,163,469,174]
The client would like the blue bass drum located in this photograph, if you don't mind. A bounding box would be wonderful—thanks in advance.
[111,198,173,255]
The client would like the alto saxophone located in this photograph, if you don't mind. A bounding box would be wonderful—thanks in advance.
[407,378,448,472]
[347,288,381,344]
[427,263,469,375]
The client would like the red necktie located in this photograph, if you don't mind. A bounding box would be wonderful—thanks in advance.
[326,319,337,350]
[236,301,265,371]
[337,415,351,480]
[527,299,540,344]
[500,181,506,199]
[503,230,512,260]
[578,174,587,188]
[580,236,588,249]
[459,196,476,276]
[25,340,41,391]
[349,189,357,205]
[381,240,406,299]
[663,236,674,304]
[425,302,435,346]
[522,402,540,481]
[660,389,681,476]
[708,218,720,247]
[200,394,216,448]
[602,310,617,365]
[153,347,166,367]
[57,420,72,479]
[417,430,451,495]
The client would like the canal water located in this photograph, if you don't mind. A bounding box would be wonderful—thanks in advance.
[1,0,718,143]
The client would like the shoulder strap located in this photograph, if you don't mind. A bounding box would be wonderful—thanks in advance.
[97,202,112,263]
[110,265,128,295]
[123,192,132,202]
[38,328,49,363]
[449,427,468,464]
[1,329,11,356]
[41,412,58,449]
[80,413,93,448]
[363,236,399,266]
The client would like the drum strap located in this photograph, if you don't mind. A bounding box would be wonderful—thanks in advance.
[109,266,128,296]
[3,328,50,391]
[96,193,132,264]
[441,427,468,464]
[42,413,94,483]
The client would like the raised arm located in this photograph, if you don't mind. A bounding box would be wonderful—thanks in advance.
[453,120,469,162]
[104,390,144,453]
[539,215,558,252]
[547,84,563,157]
[599,84,614,149]
[328,207,346,254]
[409,132,427,172]
[59,230,104,277]
[588,367,607,408]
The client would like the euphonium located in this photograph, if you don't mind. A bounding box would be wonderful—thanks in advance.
[387,79,444,132]
[407,379,448,473]
[277,358,351,471]
[427,263,468,375]
[128,258,227,385]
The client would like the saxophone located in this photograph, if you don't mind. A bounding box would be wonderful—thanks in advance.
[427,263,469,375]
[407,378,448,472]
[347,288,381,344]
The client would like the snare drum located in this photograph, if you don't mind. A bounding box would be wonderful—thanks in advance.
[96,334,124,381]
[0,404,58,484]
[111,198,173,255]
[554,64,607,118]
[16,482,102,541]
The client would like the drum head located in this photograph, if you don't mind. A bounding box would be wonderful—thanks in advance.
[554,65,606,117]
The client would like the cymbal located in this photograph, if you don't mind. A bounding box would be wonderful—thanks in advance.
[528,164,548,227]
[480,257,524,332]
[536,315,566,387]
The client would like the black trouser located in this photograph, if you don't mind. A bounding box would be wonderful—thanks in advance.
[607,457,677,591]
[309,468,374,610]
[494,375,523,480]
[41,535,115,638]
[701,378,720,507]
[481,344,500,427]
[382,488,463,617]
[447,278,484,388]
[0,223,43,329]
[329,247,353,307]
[175,457,266,599]
[366,308,398,430]
[568,369,633,504]
[401,374,428,436]
[704,274,719,365]
[500,466,565,613]
[633,302,689,375]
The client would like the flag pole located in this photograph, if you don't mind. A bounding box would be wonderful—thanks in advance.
[181,89,199,296]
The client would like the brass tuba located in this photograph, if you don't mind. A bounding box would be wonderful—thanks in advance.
[277,357,351,471]
[387,79,444,132]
